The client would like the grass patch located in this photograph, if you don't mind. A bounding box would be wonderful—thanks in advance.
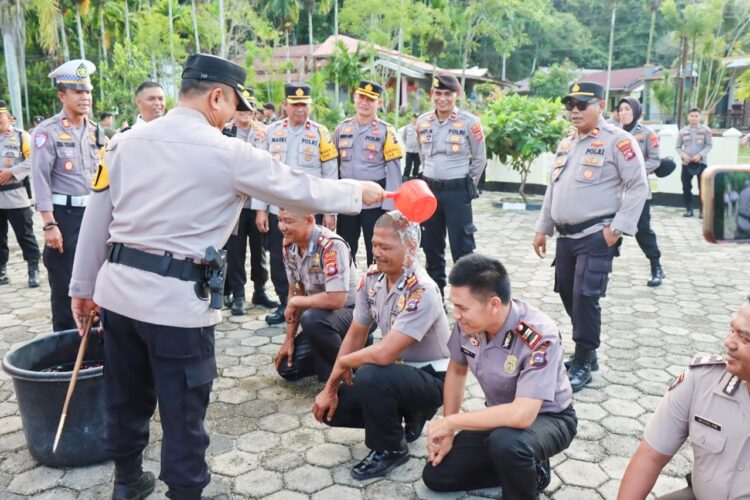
[739,146,750,164]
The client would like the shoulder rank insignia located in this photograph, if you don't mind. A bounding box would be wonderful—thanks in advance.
[516,321,541,350]
[317,234,334,252]
[723,375,740,396]
[689,354,726,367]
[668,372,684,391]
[501,330,515,350]
[405,273,418,290]
[91,162,109,192]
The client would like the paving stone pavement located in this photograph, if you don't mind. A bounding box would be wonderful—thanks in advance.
[0,192,748,499]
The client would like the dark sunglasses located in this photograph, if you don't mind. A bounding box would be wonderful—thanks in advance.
[565,99,598,111]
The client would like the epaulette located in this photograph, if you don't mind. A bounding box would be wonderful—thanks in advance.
[689,354,726,367]
[516,321,542,350]
[317,234,335,252]
[366,264,380,276]
[405,272,418,290]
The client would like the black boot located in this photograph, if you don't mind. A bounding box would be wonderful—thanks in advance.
[252,289,279,308]
[0,266,8,285]
[682,209,694,217]
[351,444,409,480]
[28,261,40,288]
[537,458,552,493]
[568,346,594,393]
[265,301,287,325]
[223,292,233,309]
[112,455,154,500]
[564,350,598,372]
[647,259,664,287]
[231,295,246,316]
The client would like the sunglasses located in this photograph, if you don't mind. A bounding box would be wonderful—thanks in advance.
[565,99,598,112]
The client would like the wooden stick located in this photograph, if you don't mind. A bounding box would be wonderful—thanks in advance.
[52,311,97,454]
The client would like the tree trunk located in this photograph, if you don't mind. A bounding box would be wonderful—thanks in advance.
[334,0,339,110]
[15,0,30,125]
[168,0,175,97]
[74,5,85,59]
[191,0,200,52]
[59,14,70,60]
[2,10,24,130]
[285,30,291,83]
[124,0,131,42]
[519,161,530,204]
[645,4,657,66]
[218,0,225,57]
[99,4,107,62]
[308,8,314,73]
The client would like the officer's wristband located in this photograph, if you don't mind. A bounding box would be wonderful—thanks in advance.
[43,222,59,231]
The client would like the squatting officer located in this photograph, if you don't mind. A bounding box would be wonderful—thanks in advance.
[253,83,339,325]
[32,59,103,331]
[313,211,450,480]
[619,297,750,499]
[533,82,648,393]
[69,53,385,500]
[273,208,359,382]
[423,254,577,500]
[416,73,486,298]
[334,80,403,266]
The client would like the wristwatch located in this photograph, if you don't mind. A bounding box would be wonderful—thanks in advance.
[612,228,623,237]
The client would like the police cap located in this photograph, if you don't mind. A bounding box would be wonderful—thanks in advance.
[181,53,253,111]
[285,83,312,104]
[654,158,676,178]
[432,73,461,92]
[48,59,96,91]
[562,82,605,103]
[241,88,257,111]
[354,80,383,100]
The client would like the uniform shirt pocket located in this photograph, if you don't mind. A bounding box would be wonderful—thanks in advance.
[362,141,384,163]
[298,145,318,166]
[446,134,465,155]
[577,157,604,183]
[689,424,726,482]
[270,142,288,161]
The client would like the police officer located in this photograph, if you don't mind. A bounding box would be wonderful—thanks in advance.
[422,254,577,500]
[253,82,339,325]
[334,80,403,266]
[222,91,277,315]
[132,81,166,127]
[32,59,102,332]
[0,100,40,287]
[69,53,385,500]
[533,82,648,392]
[417,73,486,298]
[402,113,421,179]
[313,211,450,480]
[617,97,665,287]
[273,208,359,381]
[618,297,750,499]
[677,108,713,218]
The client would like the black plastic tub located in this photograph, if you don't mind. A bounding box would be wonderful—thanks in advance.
[1,328,110,467]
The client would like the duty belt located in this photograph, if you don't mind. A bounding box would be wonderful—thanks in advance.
[422,175,467,191]
[108,243,207,283]
[555,213,616,236]
[0,182,23,192]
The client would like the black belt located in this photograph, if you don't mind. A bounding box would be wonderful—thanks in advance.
[422,176,467,190]
[555,214,616,236]
[0,182,23,192]
[108,243,207,283]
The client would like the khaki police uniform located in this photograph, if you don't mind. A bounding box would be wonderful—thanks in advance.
[224,120,272,307]
[536,119,648,364]
[251,117,338,310]
[402,121,421,178]
[423,298,577,498]
[644,355,750,500]
[68,54,366,499]
[32,110,101,331]
[325,263,451,451]
[676,123,713,214]
[416,106,487,296]
[277,225,359,381]
[334,115,403,265]
[0,126,40,283]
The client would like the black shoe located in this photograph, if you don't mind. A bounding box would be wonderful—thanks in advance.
[351,446,409,480]
[265,304,286,325]
[682,209,694,217]
[647,262,664,287]
[564,350,598,372]
[112,471,155,500]
[28,262,40,288]
[223,293,233,309]
[536,458,551,493]
[568,347,594,393]
[231,296,246,316]
[251,290,279,308]
[404,407,437,443]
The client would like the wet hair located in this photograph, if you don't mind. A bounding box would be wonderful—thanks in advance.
[136,81,163,97]
[374,211,421,255]
[449,254,511,304]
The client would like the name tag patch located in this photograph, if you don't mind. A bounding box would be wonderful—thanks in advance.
[460,346,476,358]
[694,415,721,431]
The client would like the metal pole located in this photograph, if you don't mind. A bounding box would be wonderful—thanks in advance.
[395,1,403,126]
[604,1,617,109]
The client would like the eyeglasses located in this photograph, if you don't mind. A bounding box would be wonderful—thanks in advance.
[565,99,598,112]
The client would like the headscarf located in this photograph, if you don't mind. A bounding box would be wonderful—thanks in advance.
[618,97,642,132]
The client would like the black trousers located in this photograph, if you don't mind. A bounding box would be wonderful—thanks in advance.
[43,205,84,332]
[422,406,577,500]
[266,213,289,302]
[635,200,661,261]
[404,152,421,178]
[277,306,354,382]
[325,363,445,451]
[0,207,40,266]
[102,309,216,499]
[337,207,384,267]
[554,231,616,351]
[681,163,706,211]
[225,208,268,298]
[421,187,476,294]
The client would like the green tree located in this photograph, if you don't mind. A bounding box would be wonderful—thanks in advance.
[529,63,579,99]
[483,94,568,202]
[99,41,150,122]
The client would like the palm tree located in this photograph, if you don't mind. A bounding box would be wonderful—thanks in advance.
[302,0,332,73]
[261,0,301,82]
[190,0,199,52]
[1,0,24,128]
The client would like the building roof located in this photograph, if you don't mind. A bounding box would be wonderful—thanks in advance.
[580,67,664,92]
